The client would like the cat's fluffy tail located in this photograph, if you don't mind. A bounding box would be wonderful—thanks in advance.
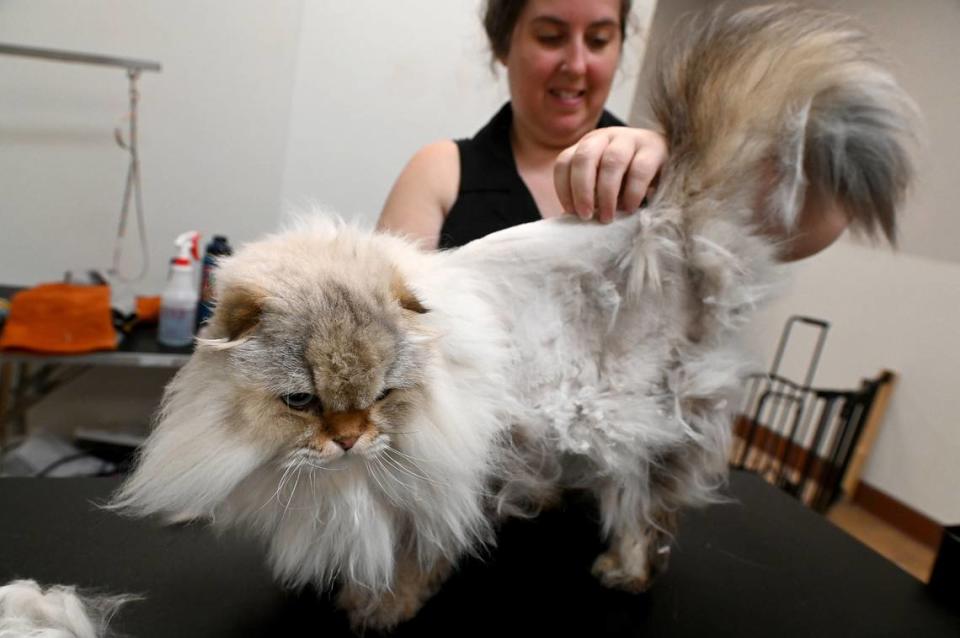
[648,4,915,244]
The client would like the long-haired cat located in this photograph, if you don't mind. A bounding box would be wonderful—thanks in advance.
[113,5,914,631]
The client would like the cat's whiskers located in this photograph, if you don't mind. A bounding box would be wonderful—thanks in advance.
[263,449,327,515]
[364,460,390,498]
[381,449,443,486]
[307,461,318,499]
[377,456,415,491]
[384,447,438,467]
[262,454,300,512]
[371,457,420,505]
[281,458,307,520]
[367,459,410,507]
[385,446,442,479]
[396,447,498,498]
[360,433,391,458]
[291,445,346,472]
[301,458,343,472]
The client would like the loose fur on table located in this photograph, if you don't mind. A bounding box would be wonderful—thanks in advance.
[112,5,914,632]
[0,580,134,638]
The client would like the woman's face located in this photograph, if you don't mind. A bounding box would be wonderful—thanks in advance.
[502,0,623,149]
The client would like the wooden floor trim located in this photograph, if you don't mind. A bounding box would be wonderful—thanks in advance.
[852,482,943,550]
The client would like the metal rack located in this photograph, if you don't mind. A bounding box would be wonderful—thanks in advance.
[0,44,165,453]
[733,315,896,513]
[0,42,162,282]
[0,43,161,72]
[735,315,829,471]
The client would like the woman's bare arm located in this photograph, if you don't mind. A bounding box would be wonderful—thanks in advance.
[377,140,460,250]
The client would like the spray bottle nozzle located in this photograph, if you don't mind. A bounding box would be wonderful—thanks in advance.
[173,231,200,266]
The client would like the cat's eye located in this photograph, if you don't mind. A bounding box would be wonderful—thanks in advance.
[376,388,393,402]
[283,393,317,411]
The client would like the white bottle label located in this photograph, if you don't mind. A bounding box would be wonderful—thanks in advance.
[158,305,197,347]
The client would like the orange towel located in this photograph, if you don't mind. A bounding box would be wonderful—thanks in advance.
[0,283,117,354]
[135,295,161,323]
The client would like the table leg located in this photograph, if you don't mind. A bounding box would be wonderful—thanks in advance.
[10,362,28,439]
[0,361,11,449]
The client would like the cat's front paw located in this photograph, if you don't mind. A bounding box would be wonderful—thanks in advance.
[345,600,420,634]
[592,550,652,593]
[591,542,671,594]
[337,584,424,633]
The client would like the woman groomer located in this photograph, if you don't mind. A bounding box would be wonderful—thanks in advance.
[378,0,852,260]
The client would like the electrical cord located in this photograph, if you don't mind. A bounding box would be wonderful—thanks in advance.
[34,452,101,478]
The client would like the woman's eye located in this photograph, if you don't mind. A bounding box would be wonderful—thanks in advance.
[588,37,610,50]
[536,34,563,46]
[376,388,393,402]
[283,393,317,411]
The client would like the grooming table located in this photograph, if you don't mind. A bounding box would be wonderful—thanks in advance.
[0,471,956,637]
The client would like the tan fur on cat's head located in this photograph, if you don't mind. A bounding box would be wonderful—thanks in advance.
[199,223,434,463]
[114,218,507,612]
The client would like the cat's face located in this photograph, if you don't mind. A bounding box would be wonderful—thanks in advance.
[202,231,432,468]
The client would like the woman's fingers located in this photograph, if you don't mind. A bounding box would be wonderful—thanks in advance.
[554,144,577,216]
[554,127,668,223]
[567,131,609,219]
[595,134,636,222]
[618,139,663,213]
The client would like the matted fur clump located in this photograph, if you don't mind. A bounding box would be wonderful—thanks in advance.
[0,580,134,638]
[113,5,913,632]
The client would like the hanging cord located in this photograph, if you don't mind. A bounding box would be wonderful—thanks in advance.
[109,69,150,283]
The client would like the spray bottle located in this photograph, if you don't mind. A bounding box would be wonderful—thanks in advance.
[158,231,200,347]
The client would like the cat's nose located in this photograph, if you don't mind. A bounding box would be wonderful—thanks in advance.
[335,436,358,451]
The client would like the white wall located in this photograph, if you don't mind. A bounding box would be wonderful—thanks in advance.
[748,246,960,523]
[0,0,304,294]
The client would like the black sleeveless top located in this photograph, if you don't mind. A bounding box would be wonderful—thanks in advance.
[437,103,625,249]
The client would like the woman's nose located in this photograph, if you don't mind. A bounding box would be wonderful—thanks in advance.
[561,40,587,75]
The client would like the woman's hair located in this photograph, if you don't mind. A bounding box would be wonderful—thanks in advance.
[483,0,633,61]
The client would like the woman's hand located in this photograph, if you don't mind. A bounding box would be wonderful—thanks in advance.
[554,127,668,223]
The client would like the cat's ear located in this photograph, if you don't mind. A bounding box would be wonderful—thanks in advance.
[391,274,429,314]
[200,284,265,348]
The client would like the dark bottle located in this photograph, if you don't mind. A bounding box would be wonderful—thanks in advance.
[196,235,233,329]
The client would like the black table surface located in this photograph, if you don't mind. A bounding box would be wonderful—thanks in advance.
[1,471,956,637]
